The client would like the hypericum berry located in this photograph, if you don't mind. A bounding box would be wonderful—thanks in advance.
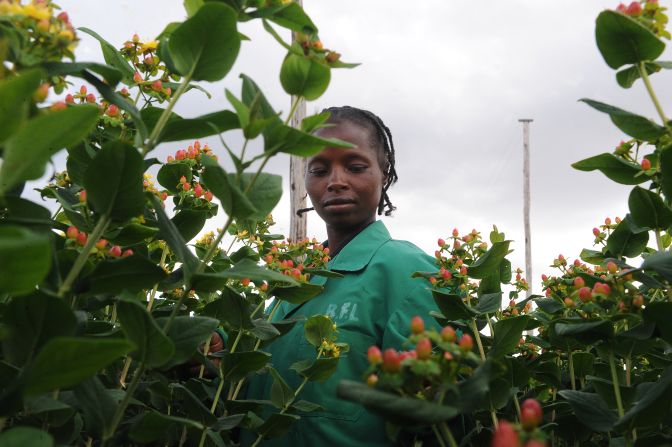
[57,11,69,22]
[437,238,445,248]
[633,294,644,307]
[523,440,547,447]
[459,334,473,352]
[366,374,378,387]
[66,226,79,239]
[573,277,585,288]
[133,72,143,83]
[410,316,425,335]
[578,287,593,303]
[460,266,468,275]
[65,94,74,104]
[607,261,618,274]
[106,104,119,117]
[33,83,50,102]
[86,93,96,103]
[325,51,340,63]
[593,227,600,236]
[429,276,438,286]
[204,191,214,202]
[95,239,108,249]
[520,398,543,431]
[79,85,87,95]
[175,150,186,160]
[108,245,122,257]
[241,278,251,287]
[605,217,612,225]
[193,183,204,198]
[564,297,575,307]
[381,348,401,373]
[441,325,457,342]
[541,274,548,281]
[492,420,520,447]
[182,183,191,191]
[441,269,452,280]
[626,1,643,15]
[76,232,87,246]
[367,346,382,365]
[122,249,133,257]
[151,80,162,91]
[593,282,611,296]
[573,259,581,267]
[415,338,432,360]
[79,190,87,203]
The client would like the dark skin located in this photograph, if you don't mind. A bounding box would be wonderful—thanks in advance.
[306,121,387,256]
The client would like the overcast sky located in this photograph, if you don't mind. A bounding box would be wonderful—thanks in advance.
[52,0,672,292]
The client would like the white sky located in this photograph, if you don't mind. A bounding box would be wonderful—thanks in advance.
[50,0,672,293]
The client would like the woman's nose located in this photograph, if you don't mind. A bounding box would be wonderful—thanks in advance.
[327,167,348,191]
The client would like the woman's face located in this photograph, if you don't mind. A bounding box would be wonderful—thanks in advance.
[306,121,385,231]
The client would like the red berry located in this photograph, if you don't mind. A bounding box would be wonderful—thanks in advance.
[441,326,457,342]
[241,278,251,287]
[429,276,438,285]
[175,150,186,160]
[520,398,543,431]
[593,282,611,296]
[578,287,593,303]
[442,269,452,280]
[437,238,445,247]
[204,191,214,201]
[367,346,382,365]
[541,274,548,281]
[410,316,425,335]
[607,261,618,274]
[573,277,585,288]
[95,239,108,249]
[86,93,96,103]
[382,348,401,373]
[626,1,642,15]
[452,228,459,237]
[460,266,468,275]
[182,183,191,191]
[79,85,87,95]
[415,338,432,360]
[492,420,520,447]
[593,227,600,237]
[194,184,204,198]
[366,374,378,387]
[122,249,133,257]
[66,226,79,239]
[167,155,174,162]
[133,72,143,83]
[524,440,547,447]
[65,94,74,104]
[605,217,612,225]
[564,297,575,307]
[151,80,162,91]
[57,11,69,22]
[76,232,87,246]
[616,3,628,11]
[459,334,473,352]
[79,190,87,203]
[108,245,122,257]
[106,104,119,117]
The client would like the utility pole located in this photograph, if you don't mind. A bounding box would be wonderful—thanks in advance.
[289,0,307,243]
[519,119,533,297]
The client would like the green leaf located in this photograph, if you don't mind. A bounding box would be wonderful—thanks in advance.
[580,248,607,265]
[184,0,204,16]
[116,299,175,367]
[171,209,208,242]
[643,302,672,344]
[84,142,145,222]
[595,10,665,70]
[130,411,203,443]
[534,297,565,314]
[554,319,614,345]
[25,337,134,395]
[616,62,660,88]
[291,357,339,382]
[233,173,282,221]
[0,68,42,143]
[202,286,254,329]
[468,241,510,279]
[280,53,330,100]
[66,144,93,186]
[660,146,672,203]
[474,293,502,315]
[269,366,293,409]
[200,158,256,219]
[272,283,323,305]
[0,427,53,447]
[303,315,334,348]
[42,62,123,88]
[78,28,135,82]
[629,185,672,230]
[615,367,672,430]
[158,315,218,369]
[558,390,617,432]
[221,351,271,382]
[0,104,99,193]
[170,383,217,426]
[2,292,76,367]
[150,195,200,279]
[159,110,239,143]
[112,222,159,245]
[580,99,666,141]
[432,289,477,320]
[157,162,192,193]
[251,319,281,341]
[167,3,240,81]
[301,111,331,133]
[193,258,298,293]
[606,214,649,258]
[572,153,647,185]
[572,352,595,378]
[0,226,51,296]
[267,2,317,34]
[490,316,529,359]
[337,380,458,425]
[264,122,353,156]
[82,255,167,294]
[73,377,117,437]
[291,400,323,413]
[226,88,249,128]
[241,74,281,123]
[256,413,299,439]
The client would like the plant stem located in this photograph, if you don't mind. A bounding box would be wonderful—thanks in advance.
[58,215,110,298]
[608,351,625,419]
[439,422,459,447]
[284,96,301,126]
[656,230,664,251]
[513,394,522,421]
[569,350,576,391]
[103,363,146,445]
[470,319,498,429]
[432,425,448,447]
[147,243,169,311]
[143,72,193,155]
[197,215,234,274]
[638,62,670,127]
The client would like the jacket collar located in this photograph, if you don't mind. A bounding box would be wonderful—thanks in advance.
[328,220,391,272]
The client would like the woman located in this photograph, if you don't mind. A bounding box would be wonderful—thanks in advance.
[242,106,439,446]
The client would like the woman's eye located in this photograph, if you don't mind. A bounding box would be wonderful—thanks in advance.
[348,165,367,173]
[308,168,327,176]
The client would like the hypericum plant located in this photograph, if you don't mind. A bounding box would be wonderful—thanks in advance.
[338,2,672,446]
[0,0,359,445]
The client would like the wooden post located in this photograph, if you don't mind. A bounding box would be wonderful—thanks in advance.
[289,0,307,243]
[519,119,533,297]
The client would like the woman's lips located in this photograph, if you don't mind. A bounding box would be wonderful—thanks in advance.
[323,198,356,209]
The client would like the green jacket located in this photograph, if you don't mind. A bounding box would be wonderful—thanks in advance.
[242,220,439,446]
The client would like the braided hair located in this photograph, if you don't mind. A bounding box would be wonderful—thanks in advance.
[297,106,398,216]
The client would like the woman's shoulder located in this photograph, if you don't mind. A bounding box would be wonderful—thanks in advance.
[370,238,436,272]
